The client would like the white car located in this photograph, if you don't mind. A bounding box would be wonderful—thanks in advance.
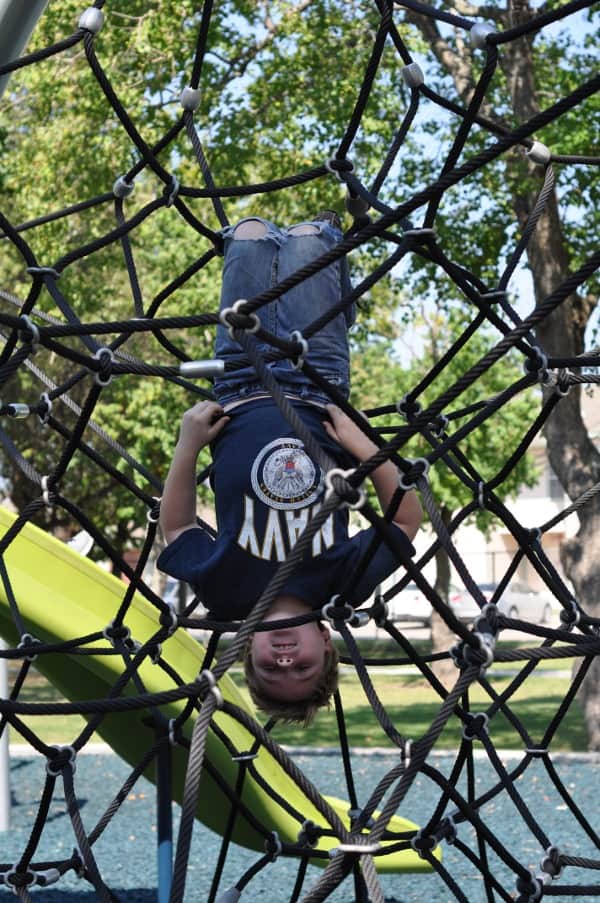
[449,581,555,625]
[386,582,433,626]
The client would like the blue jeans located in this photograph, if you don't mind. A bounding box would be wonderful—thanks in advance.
[213,217,354,406]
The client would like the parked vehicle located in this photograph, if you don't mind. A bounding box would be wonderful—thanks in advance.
[449,581,555,625]
[386,582,433,626]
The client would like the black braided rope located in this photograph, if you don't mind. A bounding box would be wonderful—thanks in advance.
[0,2,598,902]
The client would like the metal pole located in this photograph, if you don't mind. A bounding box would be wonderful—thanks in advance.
[0,0,51,97]
[0,639,10,831]
[156,738,173,902]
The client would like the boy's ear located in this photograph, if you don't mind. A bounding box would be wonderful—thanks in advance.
[321,626,332,649]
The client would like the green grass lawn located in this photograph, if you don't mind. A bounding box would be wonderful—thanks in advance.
[264,670,587,750]
[5,643,587,752]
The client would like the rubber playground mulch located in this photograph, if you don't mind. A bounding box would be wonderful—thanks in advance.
[1,749,599,901]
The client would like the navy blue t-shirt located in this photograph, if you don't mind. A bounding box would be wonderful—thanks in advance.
[157,399,414,620]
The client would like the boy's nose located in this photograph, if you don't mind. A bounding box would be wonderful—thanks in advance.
[276,654,294,666]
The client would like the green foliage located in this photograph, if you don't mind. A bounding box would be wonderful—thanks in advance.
[351,304,539,530]
[0,0,595,553]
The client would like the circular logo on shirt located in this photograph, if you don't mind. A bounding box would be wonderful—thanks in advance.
[251,438,322,510]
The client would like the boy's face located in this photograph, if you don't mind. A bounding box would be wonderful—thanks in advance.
[250,598,332,702]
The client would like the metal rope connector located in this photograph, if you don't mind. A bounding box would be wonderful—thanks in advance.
[398,457,429,491]
[199,669,224,708]
[78,7,105,34]
[19,315,40,350]
[219,299,260,340]
[46,744,77,776]
[325,467,365,510]
[92,347,115,386]
[401,62,424,88]
[289,330,308,370]
[322,595,355,627]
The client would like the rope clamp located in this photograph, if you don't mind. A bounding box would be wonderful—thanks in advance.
[46,744,77,776]
[398,457,429,491]
[526,141,552,167]
[149,642,162,664]
[266,831,282,860]
[462,711,489,742]
[402,738,412,769]
[4,866,37,894]
[41,475,55,507]
[38,392,53,425]
[429,413,448,438]
[470,630,496,673]
[516,873,543,902]
[439,814,457,845]
[554,368,571,396]
[160,604,178,635]
[524,348,548,383]
[78,7,105,34]
[219,299,260,339]
[168,719,178,747]
[92,347,114,386]
[19,315,40,350]
[199,669,224,708]
[113,175,134,199]
[401,62,424,88]
[322,595,355,626]
[18,632,40,662]
[539,845,563,881]
[147,496,161,523]
[349,609,369,628]
[372,589,389,628]
[402,227,437,242]
[411,828,438,858]
[289,330,309,370]
[298,819,319,847]
[560,599,580,630]
[325,467,365,510]
[103,621,131,647]
[476,481,486,509]
[7,403,30,419]
[470,22,496,49]
[331,839,381,856]
[479,290,508,303]
[35,868,61,888]
[525,747,548,757]
[325,157,354,181]
[166,175,180,207]
[26,266,60,279]
[396,394,421,419]
[180,86,201,111]
[231,751,258,762]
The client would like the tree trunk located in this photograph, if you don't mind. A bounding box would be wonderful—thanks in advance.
[406,0,600,748]
[500,0,600,749]
[430,505,458,689]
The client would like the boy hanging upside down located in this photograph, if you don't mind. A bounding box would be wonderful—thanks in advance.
[158,214,422,724]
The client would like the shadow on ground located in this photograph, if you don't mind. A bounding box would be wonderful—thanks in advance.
[0,893,157,902]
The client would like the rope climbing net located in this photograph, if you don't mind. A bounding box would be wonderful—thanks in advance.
[0,1,599,901]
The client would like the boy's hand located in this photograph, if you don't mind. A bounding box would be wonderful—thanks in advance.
[323,403,377,462]
[178,401,230,455]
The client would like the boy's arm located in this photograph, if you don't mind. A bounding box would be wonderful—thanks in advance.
[160,401,230,545]
[323,404,423,541]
